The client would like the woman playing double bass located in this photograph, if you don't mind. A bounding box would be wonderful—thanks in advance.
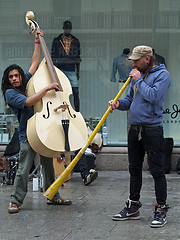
[1,29,72,214]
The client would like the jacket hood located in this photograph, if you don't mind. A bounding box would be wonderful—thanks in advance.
[150,64,166,73]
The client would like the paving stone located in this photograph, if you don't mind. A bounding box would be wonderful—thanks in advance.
[0,171,180,240]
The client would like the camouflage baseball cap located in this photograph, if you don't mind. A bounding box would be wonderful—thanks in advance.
[128,45,153,60]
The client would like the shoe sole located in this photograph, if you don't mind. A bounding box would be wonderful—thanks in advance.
[8,209,20,214]
[112,216,140,221]
[150,220,167,228]
[84,171,98,186]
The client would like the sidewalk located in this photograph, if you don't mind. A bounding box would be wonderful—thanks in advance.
[0,171,180,240]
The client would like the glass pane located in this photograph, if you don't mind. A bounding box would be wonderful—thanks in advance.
[0,0,179,146]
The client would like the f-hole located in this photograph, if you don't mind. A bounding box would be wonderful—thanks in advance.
[63,101,76,118]
[43,101,52,119]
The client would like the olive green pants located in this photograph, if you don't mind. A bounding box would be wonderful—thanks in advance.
[11,141,60,206]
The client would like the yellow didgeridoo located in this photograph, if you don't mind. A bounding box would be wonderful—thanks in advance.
[44,75,132,200]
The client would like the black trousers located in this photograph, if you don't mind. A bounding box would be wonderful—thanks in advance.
[128,126,167,205]
[73,151,96,180]
[72,87,80,112]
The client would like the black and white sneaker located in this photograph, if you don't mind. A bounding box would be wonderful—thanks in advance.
[150,204,168,228]
[112,199,142,221]
[84,169,98,186]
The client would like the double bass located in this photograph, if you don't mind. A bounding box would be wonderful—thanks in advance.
[25,11,88,158]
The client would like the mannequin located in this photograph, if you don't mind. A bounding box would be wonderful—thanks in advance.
[111,48,133,84]
[51,21,81,111]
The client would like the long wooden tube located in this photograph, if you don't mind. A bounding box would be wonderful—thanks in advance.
[44,75,132,200]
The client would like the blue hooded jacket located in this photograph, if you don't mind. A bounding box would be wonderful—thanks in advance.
[117,64,171,126]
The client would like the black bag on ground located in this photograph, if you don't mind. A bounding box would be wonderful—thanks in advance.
[6,154,19,185]
[162,137,174,174]
[176,157,180,174]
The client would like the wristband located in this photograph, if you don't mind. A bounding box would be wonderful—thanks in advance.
[35,41,40,44]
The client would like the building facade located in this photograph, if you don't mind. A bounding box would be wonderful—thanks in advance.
[0,0,180,145]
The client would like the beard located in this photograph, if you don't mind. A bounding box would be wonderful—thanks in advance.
[138,61,150,73]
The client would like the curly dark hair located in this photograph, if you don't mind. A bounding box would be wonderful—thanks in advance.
[1,64,27,102]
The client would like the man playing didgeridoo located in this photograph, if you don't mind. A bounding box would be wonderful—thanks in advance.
[109,45,171,228]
